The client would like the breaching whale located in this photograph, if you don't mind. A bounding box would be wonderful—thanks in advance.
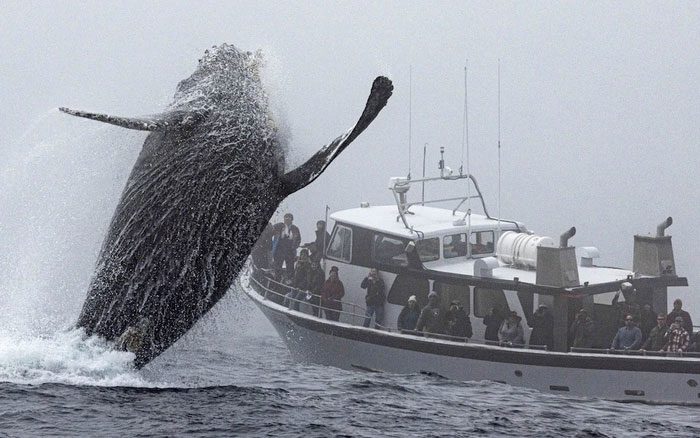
[60,44,393,368]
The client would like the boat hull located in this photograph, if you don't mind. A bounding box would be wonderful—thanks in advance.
[241,271,700,405]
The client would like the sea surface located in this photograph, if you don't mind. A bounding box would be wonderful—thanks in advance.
[0,289,699,438]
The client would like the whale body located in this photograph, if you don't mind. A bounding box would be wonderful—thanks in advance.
[60,44,393,367]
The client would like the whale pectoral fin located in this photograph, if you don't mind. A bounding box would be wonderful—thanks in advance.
[59,107,206,131]
[280,76,393,195]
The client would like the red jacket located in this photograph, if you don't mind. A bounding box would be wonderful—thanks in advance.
[321,279,345,310]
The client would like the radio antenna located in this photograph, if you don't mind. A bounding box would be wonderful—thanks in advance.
[408,65,413,179]
[497,59,502,237]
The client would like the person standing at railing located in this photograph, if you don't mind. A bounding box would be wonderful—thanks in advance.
[273,213,301,281]
[302,220,331,263]
[666,299,693,336]
[483,306,505,343]
[642,313,668,351]
[416,291,446,336]
[361,268,386,329]
[498,311,524,346]
[570,308,595,349]
[528,305,553,350]
[398,295,420,333]
[321,266,344,321]
[445,300,472,340]
[611,314,642,351]
[285,249,312,311]
[307,259,325,317]
[664,316,690,354]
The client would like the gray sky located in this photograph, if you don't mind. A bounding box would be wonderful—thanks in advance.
[1,1,699,321]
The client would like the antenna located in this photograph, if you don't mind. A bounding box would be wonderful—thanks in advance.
[497,59,502,238]
[464,60,472,253]
[421,143,427,205]
[408,65,413,179]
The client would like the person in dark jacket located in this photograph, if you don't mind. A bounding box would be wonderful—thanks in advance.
[528,305,554,349]
[666,299,693,335]
[445,300,473,339]
[302,220,331,263]
[570,308,595,349]
[320,266,344,321]
[642,313,668,351]
[639,304,657,343]
[307,260,325,317]
[272,213,301,280]
[361,269,386,328]
[499,311,525,345]
[398,295,420,333]
[483,305,505,343]
[416,291,445,335]
[285,249,312,311]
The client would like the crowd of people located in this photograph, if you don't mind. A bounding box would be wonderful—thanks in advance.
[256,220,697,354]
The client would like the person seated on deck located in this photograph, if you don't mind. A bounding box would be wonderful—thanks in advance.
[320,266,344,321]
[361,268,386,329]
[302,220,331,263]
[445,300,473,340]
[642,313,668,351]
[666,299,693,335]
[284,249,312,311]
[570,308,595,349]
[416,291,445,336]
[499,311,525,346]
[664,316,690,354]
[528,304,554,350]
[483,305,505,344]
[397,295,420,333]
[306,259,325,317]
[611,314,642,351]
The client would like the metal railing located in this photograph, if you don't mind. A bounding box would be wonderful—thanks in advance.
[247,264,547,350]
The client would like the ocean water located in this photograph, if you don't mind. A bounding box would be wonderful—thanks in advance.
[1,291,700,438]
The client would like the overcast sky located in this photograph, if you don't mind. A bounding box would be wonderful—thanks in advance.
[1,1,698,324]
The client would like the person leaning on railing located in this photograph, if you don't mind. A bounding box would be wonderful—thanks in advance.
[611,314,642,351]
[397,295,420,333]
[641,313,668,351]
[664,316,690,354]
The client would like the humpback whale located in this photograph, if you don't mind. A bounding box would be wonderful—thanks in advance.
[60,44,393,368]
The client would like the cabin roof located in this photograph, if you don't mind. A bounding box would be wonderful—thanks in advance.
[330,205,523,239]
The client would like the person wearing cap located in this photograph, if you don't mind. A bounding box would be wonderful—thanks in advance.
[499,311,524,345]
[361,268,386,329]
[272,213,301,280]
[642,312,669,351]
[445,300,473,339]
[320,266,344,321]
[666,299,693,335]
[611,313,643,350]
[416,291,445,335]
[397,295,421,333]
[664,316,690,353]
[528,304,554,349]
[570,308,595,349]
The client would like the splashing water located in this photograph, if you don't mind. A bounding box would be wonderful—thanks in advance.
[0,112,149,386]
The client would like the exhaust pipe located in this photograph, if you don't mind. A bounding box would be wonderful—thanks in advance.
[560,226,576,248]
[656,216,673,237]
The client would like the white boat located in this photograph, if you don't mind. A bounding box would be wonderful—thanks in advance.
[240,151,696,404]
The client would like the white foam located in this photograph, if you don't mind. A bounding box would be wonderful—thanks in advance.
[0,327,155,387]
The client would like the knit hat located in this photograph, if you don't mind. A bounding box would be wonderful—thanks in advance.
[408,295,417,303]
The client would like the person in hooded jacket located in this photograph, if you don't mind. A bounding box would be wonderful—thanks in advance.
[416,291,445,336]
[320,266,344,321]
[445,300,473,339]
[499,311,525,345]
[528,305,554,349]
[398,295,420,333]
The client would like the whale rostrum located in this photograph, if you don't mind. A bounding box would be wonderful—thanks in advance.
[61,44,393,367]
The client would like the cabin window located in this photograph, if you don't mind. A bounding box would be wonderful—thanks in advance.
[443,233,468,258]
[434,282,470,315]
[473,287,509,317]
[372,234,408,266]
[387,273,430,306]
[470,231,495,255]
[416,238,440,262]
[326,225,352,263]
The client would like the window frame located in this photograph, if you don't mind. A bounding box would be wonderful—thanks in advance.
[473,287,509,318]
[326,224,353,263]
[371,232,409,267]
[470,230,495,256]
[416,237,440,262]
